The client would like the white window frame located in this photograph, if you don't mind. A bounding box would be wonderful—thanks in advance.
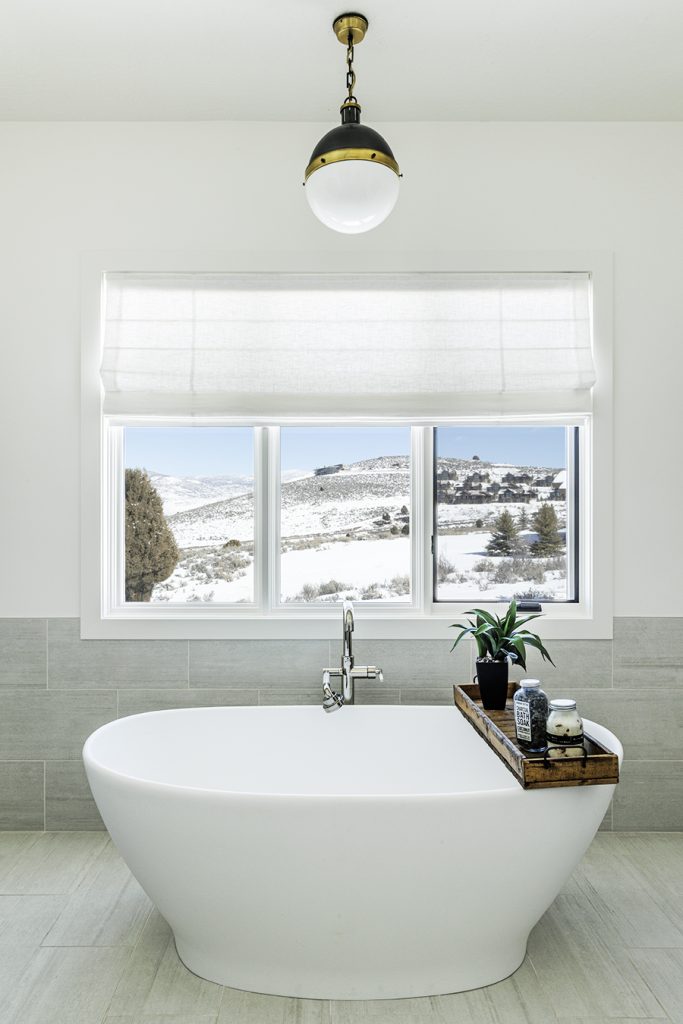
[81,250,613,641]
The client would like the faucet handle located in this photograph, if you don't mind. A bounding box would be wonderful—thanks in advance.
[322,670,344,713]
[351,665,383,682]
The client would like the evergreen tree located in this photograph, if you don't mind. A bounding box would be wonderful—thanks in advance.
[125,469,180,601]
[518,508,529,530]
[531,503,563,557]
[486,510,522,556]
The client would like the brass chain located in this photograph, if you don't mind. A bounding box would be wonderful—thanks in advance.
[345,33,357,101]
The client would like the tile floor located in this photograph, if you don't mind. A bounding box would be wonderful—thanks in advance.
[0,832,681,1023]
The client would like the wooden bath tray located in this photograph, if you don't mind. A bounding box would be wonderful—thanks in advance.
[453,683,619,790]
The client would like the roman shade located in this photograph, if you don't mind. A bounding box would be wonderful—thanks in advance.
[101,272,595,417]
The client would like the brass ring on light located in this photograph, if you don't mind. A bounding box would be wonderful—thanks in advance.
[333,13,368,45]
[305,148,400,180]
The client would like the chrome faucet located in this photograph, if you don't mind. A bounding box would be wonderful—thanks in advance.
[322,600,383,711]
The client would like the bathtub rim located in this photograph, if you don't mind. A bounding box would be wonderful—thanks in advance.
[83,704,623,801]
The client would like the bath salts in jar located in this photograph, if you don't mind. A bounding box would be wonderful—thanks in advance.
[513,679,548,753]
[546,698,584,758]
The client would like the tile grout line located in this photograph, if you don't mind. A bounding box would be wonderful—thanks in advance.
[42,760,46,833]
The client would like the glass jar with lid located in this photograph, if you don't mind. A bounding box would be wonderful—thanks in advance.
[546,698,584,758]
[513,679,548,753]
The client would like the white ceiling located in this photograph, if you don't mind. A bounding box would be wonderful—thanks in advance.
[1,0,682,121]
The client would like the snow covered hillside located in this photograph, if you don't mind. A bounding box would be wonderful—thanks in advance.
[150,473,252,516]
[143,454,568,604]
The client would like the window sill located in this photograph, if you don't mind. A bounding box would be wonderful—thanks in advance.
[81,606,612,641]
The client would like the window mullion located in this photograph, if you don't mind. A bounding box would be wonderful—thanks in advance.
[266,426,281,612]
[252,426,269,613]
[418,426,434,614]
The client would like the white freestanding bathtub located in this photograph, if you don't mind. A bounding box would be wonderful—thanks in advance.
[83,705,622,1000]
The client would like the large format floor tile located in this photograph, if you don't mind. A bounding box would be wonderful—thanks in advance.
[0,832,680,1023]
[0,945,131,1024]
[107,910,223,1019]
[42,839,152,947]
[0,831,107,894]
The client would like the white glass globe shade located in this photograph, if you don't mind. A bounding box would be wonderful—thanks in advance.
[305,160,400,234]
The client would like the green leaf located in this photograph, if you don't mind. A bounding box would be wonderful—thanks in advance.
[468,608,499,628]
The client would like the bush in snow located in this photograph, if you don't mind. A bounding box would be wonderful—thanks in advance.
[493,558,546,585]
[318,579,349,596]
[437,554,455,582]
[125,468,179,602]
[389,574,410,596]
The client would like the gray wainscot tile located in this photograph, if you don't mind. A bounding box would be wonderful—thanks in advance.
[189,639,330,688]
[510,639,613,689]
[259,688,320,706]
[48,618,187,688]
[45,761,104,831]
[613,761,683,831]
[351,638,471,689]
[0,688,117,760]
[0,619,46,687]
[614,615,683,687]
[0,762,44,829]
[400,686,455,705]
[119,688,258,717]
[354,686,401,705]
[549,688,683,760]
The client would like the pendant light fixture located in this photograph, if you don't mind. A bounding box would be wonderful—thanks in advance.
[304,13,400,234]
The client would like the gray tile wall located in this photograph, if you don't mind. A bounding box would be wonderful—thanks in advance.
[0,617,680,831]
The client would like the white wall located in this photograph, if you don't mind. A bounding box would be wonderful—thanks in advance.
[0,122,681,617]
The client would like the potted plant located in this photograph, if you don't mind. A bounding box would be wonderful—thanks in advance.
[450,600,554,710]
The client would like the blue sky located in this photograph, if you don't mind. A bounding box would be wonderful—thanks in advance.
[125,424,565,477]
[436,426,565,467]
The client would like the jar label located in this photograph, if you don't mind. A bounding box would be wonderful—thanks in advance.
[514,701,532,742]
[545,731,584,746]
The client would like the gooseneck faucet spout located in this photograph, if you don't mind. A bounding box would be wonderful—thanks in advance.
[341,599,355,703]
[321,600,383,711]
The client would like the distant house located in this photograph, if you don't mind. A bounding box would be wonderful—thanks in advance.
[503,471,532,485]
[498,488,530,503]
[314,464,343,477]
[535,474,555,487]
[457,489,488,504]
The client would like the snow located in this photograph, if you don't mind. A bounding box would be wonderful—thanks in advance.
[141,453,568,605]
[280,537,411,602]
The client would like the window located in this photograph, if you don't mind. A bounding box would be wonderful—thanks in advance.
[124,426,254,604]
[82,259,612,639]
[279,427,412,604]
[434,425,577,604]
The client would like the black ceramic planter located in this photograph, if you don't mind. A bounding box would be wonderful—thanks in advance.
[475,659,509,710]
